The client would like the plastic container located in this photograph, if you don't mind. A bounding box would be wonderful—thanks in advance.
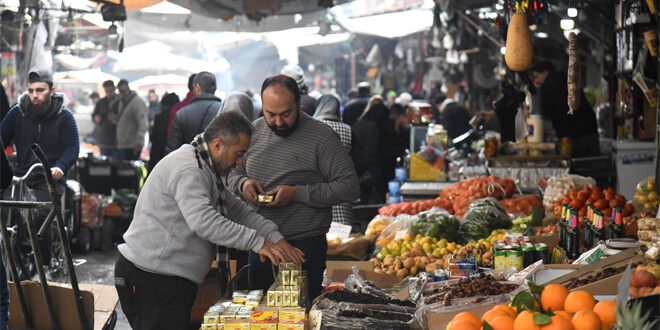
[527,114,544,143]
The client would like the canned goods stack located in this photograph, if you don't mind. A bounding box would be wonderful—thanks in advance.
[267,262,307,307]
[493,241,550,270]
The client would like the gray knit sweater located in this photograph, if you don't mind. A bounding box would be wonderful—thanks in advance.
[118,144,284,283]
[227,114,360,240]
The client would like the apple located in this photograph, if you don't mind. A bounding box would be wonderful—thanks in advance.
[629,287,639,297]
[633,270,657,288]
[639,287,655,296]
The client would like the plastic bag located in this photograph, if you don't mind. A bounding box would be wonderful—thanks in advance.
[312,300,421,330]
[459,198,512,243]
[410,208,460,242]
[365,215,393,239]
[375,213,415,247]
[633,176,657,211]
[542,174,596,210]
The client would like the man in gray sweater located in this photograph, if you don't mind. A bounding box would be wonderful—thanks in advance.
[227,75,359,301]
[115,111,303,329]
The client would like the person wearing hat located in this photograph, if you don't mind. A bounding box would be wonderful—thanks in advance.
[280,64,316,116]
[115,79,149,161]
[342,81,371,126]
[0,65,80,267]
[92,79,119,157]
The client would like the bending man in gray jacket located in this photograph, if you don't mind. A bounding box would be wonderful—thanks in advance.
[115,111,304,330]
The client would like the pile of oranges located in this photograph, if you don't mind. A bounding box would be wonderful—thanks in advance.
[447,284,617,330]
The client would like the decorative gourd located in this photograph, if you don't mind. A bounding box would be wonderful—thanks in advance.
[505,12,533,72]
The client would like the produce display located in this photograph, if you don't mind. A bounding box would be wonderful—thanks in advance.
[500,195,544,215]
[543,174,595,210]
[458,198,512,242]
[566,264,640,290]
[534,223,559,235]
[633,176,659,212]
[551,186,632,219]
[410,211,460,242]
[628,263,660,298]
[424,274,519,306]
[377,176,515,217]
[637,218,660,258]
[365,216,392,239]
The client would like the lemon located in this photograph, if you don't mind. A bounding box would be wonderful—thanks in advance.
[644,202,653,210]
[635,193,648,205]
[440,248,448,255]
[423,242,433,251]
[403,233,414,242]
[381,247,390,256]
[376,252,384,259]
[648,177,656,191]
[648,191,658,202]
[401,246,410,254]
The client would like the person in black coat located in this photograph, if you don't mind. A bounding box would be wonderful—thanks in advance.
[148,93,180,173]
[352,101,390,204]
[342,82,371,126]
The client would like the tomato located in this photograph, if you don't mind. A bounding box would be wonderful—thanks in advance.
[579,206,587,217]
[569,189,579,200]
[615,195,627,204]
[603,208,612,217]
[577,191,589,202]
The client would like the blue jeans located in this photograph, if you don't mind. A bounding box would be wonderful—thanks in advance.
[248,235,327,303]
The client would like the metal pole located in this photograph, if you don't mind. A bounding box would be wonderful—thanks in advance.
[24,209,60,330]
[31,144,90,330]
[0,207,32,328]
[37,209,56,239]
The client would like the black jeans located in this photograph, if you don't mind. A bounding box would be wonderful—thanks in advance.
[114,254,198,330]
[28,179,65,267]
[248,234,327,303]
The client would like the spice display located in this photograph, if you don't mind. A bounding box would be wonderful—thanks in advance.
[424,274,519,306]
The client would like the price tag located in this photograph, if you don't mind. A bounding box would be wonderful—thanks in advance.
[328,222,351,239]
[394,230,408,240]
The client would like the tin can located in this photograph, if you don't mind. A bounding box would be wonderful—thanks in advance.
[522,244,535,268]
[494,249,507,270]
[519,236,531,244]
[506,249,523,271]
[535,243,549,264]
[433,269,448,282]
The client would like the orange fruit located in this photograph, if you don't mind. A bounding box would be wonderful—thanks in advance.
[541,315,574,330]
[493,304,518,318]
[482,309,511,323]
[571,310,602,330]
[488,315,515,330]
[564,290,596,314]
[447,319,480,330]
[514,310,541,330]
[554,310,573,321]
[541,284,570,312]
[593,301,616,327]
[452,312,481,327]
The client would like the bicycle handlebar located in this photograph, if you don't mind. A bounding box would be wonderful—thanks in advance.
[12,163,44,183]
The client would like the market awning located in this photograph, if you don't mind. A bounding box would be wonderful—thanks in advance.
[53,68,119,84]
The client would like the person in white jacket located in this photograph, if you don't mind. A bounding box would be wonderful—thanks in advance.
[115,111,304,329]
[115,79,148,160]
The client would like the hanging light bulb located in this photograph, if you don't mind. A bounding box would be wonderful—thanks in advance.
[567,7,578,17]
[560,19,575,30]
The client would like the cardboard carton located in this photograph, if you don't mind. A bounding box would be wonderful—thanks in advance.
[326,260,402,288]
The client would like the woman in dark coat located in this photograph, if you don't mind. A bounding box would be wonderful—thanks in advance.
[352,99,390,203]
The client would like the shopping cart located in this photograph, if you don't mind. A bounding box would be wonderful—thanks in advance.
[0,144,89,330]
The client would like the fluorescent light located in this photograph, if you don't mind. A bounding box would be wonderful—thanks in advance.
[495,4,504,10]
[500,46,506,55]
[141,1,191,14]
[535,32,549,38]
[567,7,578,18]
[529,24,537,31]
[560,19,575,30]
[487,12,498,19]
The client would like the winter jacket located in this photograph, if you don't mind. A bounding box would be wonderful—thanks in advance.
[0,136,11,189]
[300,94,317,117]
[91,96,118,148]
[167,90,194,137]
[0,93,79,177]
[166,94,221,154]
[116,91,148,149]
[119,143,284,284]
[342,96,369,126]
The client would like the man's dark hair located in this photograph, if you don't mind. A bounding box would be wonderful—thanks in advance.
[260,75,300,106]
[187,73,198,91]
[530,60,555,74]
[204,110,253,146]
[90,92,100,99]
[434,93,447,105]
[160,93,180,107]
[117,79,129,87]
[102,80,115,88]
[194,72,216,94]
[347,89,358,99]
[148,89,156,94]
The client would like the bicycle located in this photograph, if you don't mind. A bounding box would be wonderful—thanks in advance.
[1,162,72,282]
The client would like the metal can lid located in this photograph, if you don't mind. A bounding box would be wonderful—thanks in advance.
[522,245,535,252]
[506,250,521,256]
[503,244,513,250]
[535,243,548,250]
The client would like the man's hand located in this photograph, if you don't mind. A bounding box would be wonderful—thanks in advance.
[476,110,495,122]
[134,145,142,156]
[275,239,305,264]
[107,113,117,123]
[51,167,64,181]
[93,115,102,123]
[264,185,296,207]
[257,239,287,264]
[242,179,265,204]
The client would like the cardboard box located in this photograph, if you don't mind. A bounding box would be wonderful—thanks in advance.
[425,302,500,330]
[545,248,646,295]
[9,281,118,330]
[326,261,402,288]
[251,310,278,323]
[534,264,581,284]
[251,324,277,330]
[278,324,304,330]
[530,233,559,255]
[279,307,305,324]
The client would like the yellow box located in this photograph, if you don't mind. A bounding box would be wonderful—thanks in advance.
[279,308,305,324]
[251,324,277,330]
[201,324,217,330]
[290,270,299,284]
[204,311,221,324]
[267,290,276,307]
[251,310,278,323]
[282,290,291,307]
[290,290,299,307]
[277,324,304,330]
[280,270,290,286]
[224,320,250,330]
[275,291,282,307]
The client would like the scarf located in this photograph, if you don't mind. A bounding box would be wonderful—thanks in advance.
[191,133,227,216]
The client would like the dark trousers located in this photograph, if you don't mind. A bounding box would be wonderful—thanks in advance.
[248,235,327,303]
[28,179,65,267]
[114,254,198,330]
[116,148,140,161]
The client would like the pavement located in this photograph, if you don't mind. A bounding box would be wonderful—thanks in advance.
[73,248,131,330]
